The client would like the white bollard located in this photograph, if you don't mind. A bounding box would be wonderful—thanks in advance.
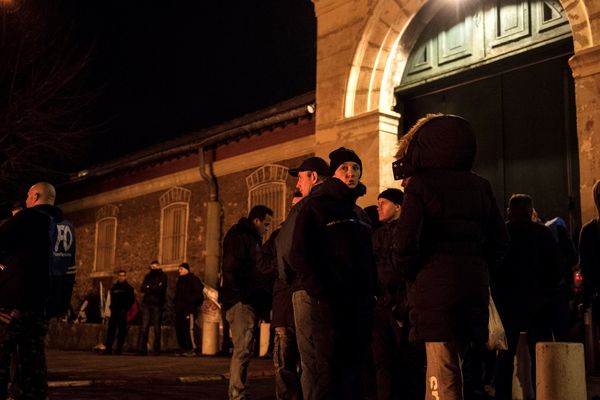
[201,321,219,355]
[536,342,586,400]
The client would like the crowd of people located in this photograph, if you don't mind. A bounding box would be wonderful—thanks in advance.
[1,113,600,400]
[221,114,599,400]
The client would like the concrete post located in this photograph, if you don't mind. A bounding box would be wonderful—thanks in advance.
[536,342,586,400]
[201,200,221,355]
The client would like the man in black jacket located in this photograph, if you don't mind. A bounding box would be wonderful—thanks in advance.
[222,205,273,400]
[492,194,560,400]
[174,262,204,356]
[137,260,167,355]
[103,270,135,355]
[290,147,378,400]
[0,182,76,400]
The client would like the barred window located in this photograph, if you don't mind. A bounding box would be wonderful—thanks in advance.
[159,187,191,265]
[94,205,119,272]
[246,164,288,240]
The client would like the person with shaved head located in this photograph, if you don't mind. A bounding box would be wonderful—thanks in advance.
[0,182,76,400]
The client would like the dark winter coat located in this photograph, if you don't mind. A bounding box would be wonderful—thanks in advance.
[221,218,272,315]
[491,218,560,323]
[174,273,204,315]
[141,268,168,307]
[392,116,508,343]
[580,219,600,294]
[109,281,135,313]
[290,178,378,303]
[373,219,408,319]
[0,205,57,314]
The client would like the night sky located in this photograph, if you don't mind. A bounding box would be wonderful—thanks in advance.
[0,0,316,205]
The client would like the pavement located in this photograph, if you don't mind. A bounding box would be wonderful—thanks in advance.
[46,350,275,388]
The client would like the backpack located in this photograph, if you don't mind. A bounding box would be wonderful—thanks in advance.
[34,208,77,318]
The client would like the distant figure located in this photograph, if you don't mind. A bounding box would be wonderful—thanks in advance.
[580,180,600,327]
[137,260,168,355]
[174,262,204,356]
[0,181,77,400]
[543,215,578,341]
[492,194,560,400]
[391,115,508,400]
[222,205,273,400]
[103,270,135,355]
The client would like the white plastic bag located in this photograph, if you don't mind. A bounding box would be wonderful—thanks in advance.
[486,291,508,351]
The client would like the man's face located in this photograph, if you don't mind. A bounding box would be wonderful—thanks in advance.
[150,263,159,270]
[296,170,317,197]
[377,198,401,223]
[253,214,272,236]
[178,267,189,276]
[25,186,38,208]
[333,162,361,189]
[118,272,127,282]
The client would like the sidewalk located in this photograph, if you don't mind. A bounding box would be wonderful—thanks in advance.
[46,350,275,388]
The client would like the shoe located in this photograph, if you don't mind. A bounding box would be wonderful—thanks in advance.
[151,351,161,356]
[100,349,112,355]
[113,350,122,355]
[137,351,148,356]
[182,350,196,357]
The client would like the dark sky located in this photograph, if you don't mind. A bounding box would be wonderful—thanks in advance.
[79,0,317,164]
[0,0,315,208]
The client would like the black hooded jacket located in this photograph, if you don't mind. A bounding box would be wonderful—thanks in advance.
[392,115,508,343]
[174,272,204,315]
[290,178,377,303]
[0,204,69,314]
[141,268,168,307]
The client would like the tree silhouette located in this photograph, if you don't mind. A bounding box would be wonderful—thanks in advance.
[0,0,98,206]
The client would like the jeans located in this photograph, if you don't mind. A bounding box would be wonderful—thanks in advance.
[0,310,48,400]
[138,304,163,353]
[425,342,467,400]
[292,290,317,400]
[273,326,302,400]
[226,302,258,400]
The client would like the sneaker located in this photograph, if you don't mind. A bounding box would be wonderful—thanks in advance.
[182,350,196,357]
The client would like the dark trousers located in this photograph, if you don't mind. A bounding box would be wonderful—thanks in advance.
[371,305,424,400]
[313,299,374,400]
[175,311,198,351]
[0,310,48,400]
[273,326,302,400]
[105,310,128,353]
[494,308,552,400]
[138,304,163,353]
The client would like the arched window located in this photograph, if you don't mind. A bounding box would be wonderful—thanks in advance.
[94,205,119,272]
[246,164,288,239]
[159,187,191,266]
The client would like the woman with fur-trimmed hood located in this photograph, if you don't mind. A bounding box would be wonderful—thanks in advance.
[391,114,508,400]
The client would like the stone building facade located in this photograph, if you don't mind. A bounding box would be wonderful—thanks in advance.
[59,93,316,328]
[310,0,600,223]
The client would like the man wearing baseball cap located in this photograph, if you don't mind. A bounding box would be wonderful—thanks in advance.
[276,156,329,400]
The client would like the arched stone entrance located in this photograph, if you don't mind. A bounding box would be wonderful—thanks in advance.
[313,0,599,220]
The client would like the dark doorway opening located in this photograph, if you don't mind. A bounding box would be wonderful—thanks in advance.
[396,39,580,230]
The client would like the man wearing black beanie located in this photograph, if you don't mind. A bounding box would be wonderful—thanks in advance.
[290,146,377,400]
